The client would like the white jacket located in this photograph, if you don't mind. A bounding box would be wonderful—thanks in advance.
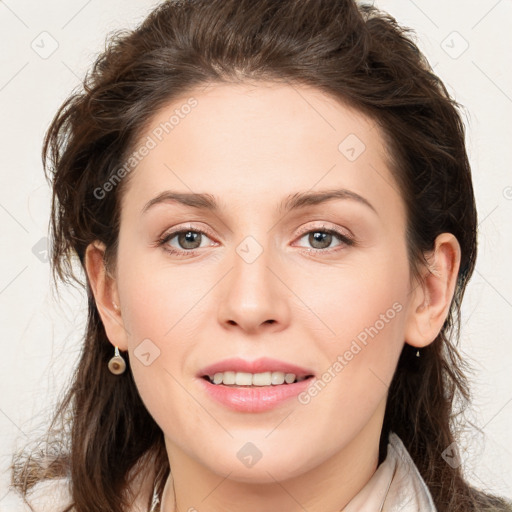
[1,433,436,511]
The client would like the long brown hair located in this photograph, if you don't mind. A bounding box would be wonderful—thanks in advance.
[11,0,512,510]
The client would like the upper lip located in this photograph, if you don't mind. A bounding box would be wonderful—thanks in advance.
[197,357,315,378]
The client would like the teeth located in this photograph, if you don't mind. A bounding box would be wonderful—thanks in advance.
[208,371,309,386]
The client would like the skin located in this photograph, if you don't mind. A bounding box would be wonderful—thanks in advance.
[85,81,460,511]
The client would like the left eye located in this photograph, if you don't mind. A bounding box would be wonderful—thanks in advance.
[295,229,353,251]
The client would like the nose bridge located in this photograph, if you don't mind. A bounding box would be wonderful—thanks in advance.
[217,230,290,332]
[234,233,272,294]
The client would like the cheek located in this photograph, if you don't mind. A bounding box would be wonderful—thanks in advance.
[296,250,409,346]
[294,250,410,407]
[114,243,219,424]
[117,245,210,341]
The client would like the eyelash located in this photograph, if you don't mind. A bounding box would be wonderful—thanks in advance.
[155,224,355,257]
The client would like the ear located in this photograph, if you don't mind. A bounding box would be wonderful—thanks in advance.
[84,241,129,351]
[404,233,461,348]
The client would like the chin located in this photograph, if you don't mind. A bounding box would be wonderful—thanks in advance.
[209,457,307,484]
[197,439,321,482]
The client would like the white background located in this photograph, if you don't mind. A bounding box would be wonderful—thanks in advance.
[0,0,511,505]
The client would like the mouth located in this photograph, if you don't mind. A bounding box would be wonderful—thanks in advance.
[197,356,316,385]
[198,370,316,412]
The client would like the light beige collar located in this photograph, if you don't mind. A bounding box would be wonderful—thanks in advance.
[343,432,436,511]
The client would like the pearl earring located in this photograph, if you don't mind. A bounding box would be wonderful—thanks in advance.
[108,346,126,375]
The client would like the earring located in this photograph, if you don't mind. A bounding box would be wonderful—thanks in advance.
[416,349,420,358]
[108,346,126,375]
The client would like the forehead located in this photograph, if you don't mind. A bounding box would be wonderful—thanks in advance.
[122,81,402,220]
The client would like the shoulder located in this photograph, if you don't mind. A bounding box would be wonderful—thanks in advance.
[1,478,73,512]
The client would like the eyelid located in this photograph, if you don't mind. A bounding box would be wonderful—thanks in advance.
[159,221,215,236]
[294,221,353,240]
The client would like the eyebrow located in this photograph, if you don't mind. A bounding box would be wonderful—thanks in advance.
[141,188,377,216]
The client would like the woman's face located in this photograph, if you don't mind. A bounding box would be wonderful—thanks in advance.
[110,82,417,482]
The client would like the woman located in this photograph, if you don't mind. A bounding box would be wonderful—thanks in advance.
[9,0,512,510]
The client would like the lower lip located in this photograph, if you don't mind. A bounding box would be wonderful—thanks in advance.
[198,377,314,412]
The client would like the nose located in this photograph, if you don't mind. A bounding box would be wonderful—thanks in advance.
[217,238,291,335]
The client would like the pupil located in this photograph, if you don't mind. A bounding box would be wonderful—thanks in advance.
[180,231,200,249]
[310,231,331,249]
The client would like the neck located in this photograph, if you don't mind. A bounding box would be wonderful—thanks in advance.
[160,399,386,512]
